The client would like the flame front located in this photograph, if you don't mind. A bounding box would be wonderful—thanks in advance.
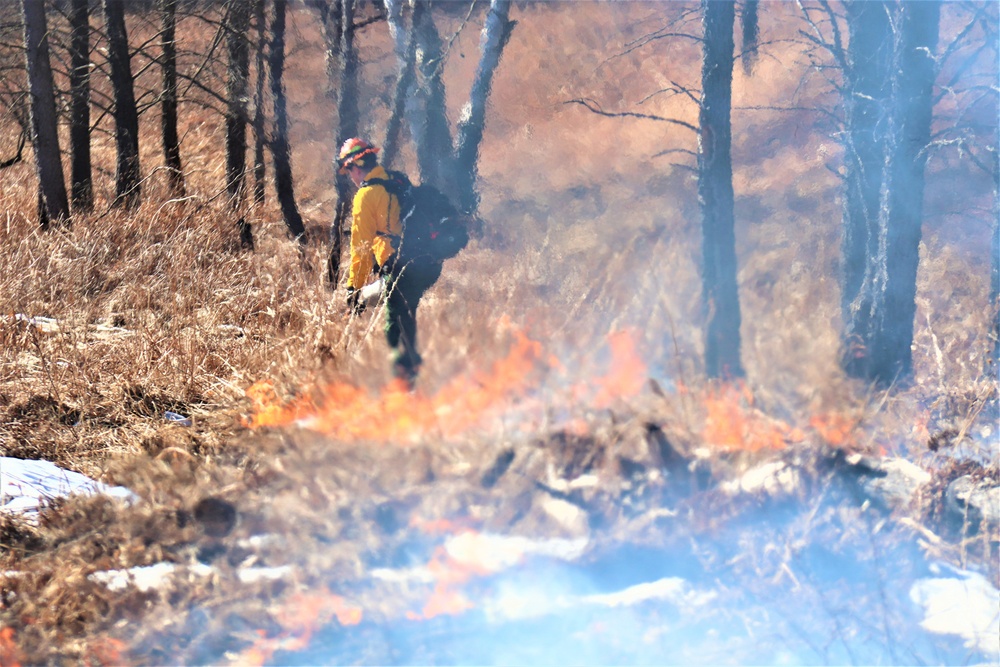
[246,329,647,442]
[237,589,362,666]
[0,628,21,667]
[701,383,804,452]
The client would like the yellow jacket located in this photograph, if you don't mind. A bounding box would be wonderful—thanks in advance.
[347,166,402,290]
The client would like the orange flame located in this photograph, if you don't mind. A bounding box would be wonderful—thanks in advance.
[405,544,489,621]
[83,637,128,667]
[0,628,22,667]
[702,383,804,452]
[246,329,648,442]
[590,330,647,408]
[808,413,858,447]
[238,589,362,666]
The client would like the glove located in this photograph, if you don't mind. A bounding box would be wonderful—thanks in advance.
[346,288,365,315]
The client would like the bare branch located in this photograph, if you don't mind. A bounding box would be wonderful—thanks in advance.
[564,97,699,133]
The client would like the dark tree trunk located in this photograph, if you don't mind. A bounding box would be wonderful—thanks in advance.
[383,0,416,169]
[841,1,940,385]
[410,2,454,190]
[252,0,266,205]
[992,181,999,369]
[840,1,893,378]
[68,0,92,212]
[22,0,69,226]
[699,0,743,379]
[270,0,307,243]
[104,0,141,210]
[328,0,357,285]
[225,0,253,249]
[873,1,941,382]
[454,0,515,215]
[160,0,184,197]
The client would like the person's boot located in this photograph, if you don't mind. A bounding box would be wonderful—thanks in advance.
[392,359,418,392]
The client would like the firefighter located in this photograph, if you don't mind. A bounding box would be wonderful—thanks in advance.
[337,137,441,389]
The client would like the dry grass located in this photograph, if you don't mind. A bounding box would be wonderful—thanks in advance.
[0,2,996,664]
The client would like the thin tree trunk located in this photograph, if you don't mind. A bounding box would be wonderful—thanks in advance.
[328,0,356,285]
[252,0,266,205]
[22,0,69,226]
[270,0,307,243]
[992,178,999,369]
[69,0,92,212]
[104,0,141,210]
[699,0,743,379]
[225,0,253,249]
[454,0,515,215]
[161,0,184,197]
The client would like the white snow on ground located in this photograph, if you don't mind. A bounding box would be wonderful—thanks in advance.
[910,562,1000,659]
[87,562,291,591]
[443,532,589,572]
[0,457,138,516]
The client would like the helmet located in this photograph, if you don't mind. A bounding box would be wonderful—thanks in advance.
[337,138,379,173]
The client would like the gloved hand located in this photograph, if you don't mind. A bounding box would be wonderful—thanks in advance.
[346,288,365,315]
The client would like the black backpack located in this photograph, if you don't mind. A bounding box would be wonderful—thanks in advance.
[361,170,469,266]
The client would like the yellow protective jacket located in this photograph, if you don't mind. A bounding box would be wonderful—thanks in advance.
[347,166,402,290]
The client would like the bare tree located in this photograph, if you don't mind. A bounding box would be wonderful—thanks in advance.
[252,0,266,205]
[840,1,941,385]
[21,0,69,226]
[569,0,758,379]
[225,0,253,248]
[160,0,184,197]
[269,0,307,244]
[699,0,743,379]
[104,0,142,210]
[453,0,515,214]
[68,0,92,211]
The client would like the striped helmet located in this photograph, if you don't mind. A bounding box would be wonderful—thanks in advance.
[337,138,379,173]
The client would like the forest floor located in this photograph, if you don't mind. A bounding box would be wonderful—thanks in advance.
[1,2,998,664]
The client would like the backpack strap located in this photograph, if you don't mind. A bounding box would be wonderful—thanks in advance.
[359,177,402,242]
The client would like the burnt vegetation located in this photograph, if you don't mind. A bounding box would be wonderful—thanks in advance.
[0,0,997,664]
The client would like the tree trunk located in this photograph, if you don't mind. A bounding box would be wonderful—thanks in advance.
[699,0,743,379]
[872,1,940,382]
[382,0,416,169]
[22,0,69,226]
[411,2,454,190]
[270,0,307,243]
[160,0,184,197]
[840,1,893,379]
[252,0,266,205]
[104,0,141,210]
[992,179,999,369]
[328,0,356,285]
[68,0,92,212]
[454,0,515,215]
[225,0,253,249]
[841,1,939,385]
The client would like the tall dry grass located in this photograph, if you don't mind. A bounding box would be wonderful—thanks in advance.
[0,1,996,663]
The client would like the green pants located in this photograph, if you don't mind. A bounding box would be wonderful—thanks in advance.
[384,260,442,383]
